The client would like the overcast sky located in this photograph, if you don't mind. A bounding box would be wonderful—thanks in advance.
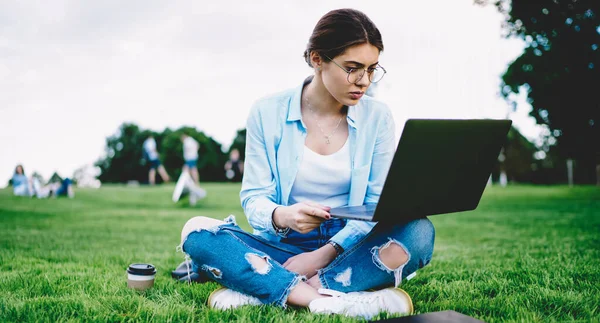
[1,0,543,187]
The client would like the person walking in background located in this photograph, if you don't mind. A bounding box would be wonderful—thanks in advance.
[11,165,33,196]
[181,133,200,184]
[224,148,244,182]
[143,135,170,185]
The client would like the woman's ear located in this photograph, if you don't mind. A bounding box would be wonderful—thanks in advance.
[310,51,323,70]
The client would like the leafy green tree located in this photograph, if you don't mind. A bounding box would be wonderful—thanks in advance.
[477,0,600,183]
[492,127,539,183]
[48,172,64,184]
[96,123,160,183]
[96,123,249,183]
[228,128,246,160]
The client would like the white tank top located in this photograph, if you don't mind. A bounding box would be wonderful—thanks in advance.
[288,139,351,208]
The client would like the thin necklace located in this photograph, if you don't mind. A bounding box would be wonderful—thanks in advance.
[305,98,343,144]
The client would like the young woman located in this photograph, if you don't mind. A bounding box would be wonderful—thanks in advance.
[178,8,435,319]
[12,165,32,196]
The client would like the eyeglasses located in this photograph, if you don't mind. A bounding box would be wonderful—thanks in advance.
[324,55,387,84]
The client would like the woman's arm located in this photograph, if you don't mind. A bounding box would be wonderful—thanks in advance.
[240,103,331,237]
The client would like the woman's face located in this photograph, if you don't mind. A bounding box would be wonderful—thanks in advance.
[16,166,23,174]
[321,43,380,107]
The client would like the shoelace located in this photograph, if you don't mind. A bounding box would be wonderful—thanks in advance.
[344,294,381,305]
[317,288,382,304]
[317,288,345,297]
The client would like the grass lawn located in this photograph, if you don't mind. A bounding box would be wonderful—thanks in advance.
[0,183,599,322]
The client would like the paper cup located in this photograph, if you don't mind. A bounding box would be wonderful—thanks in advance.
[127,263,156,291]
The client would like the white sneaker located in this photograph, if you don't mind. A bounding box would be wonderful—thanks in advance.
[208,287,262,310]
[309,287,413,319]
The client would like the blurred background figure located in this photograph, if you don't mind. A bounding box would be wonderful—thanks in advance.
[72,164,102,189]
[143,135,170,185]
[181,133,200,184]
[11,167,75,199]
[172,171,206,206]
[11,165,33,196]
[224,148,244,182]
[52,177,74,198]
[32,173,75,198]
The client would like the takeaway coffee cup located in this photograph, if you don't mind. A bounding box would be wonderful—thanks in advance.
[127,263,156,290]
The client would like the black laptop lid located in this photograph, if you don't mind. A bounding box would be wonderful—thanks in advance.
[373,119,512,222]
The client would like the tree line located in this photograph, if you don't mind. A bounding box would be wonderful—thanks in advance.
[95,121,586,185]
[95,123,245,184]
[478,0,599,184]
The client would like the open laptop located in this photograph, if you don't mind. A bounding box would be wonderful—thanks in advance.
[329,119,512,222]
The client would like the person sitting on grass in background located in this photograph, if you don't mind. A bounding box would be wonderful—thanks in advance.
[143,135,170,185]
[31,175,74,199]
[11,165,33,197]
[174,9,435,320]
[51,177,74,198]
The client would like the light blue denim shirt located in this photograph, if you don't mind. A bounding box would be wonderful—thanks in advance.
[240,78,396,251]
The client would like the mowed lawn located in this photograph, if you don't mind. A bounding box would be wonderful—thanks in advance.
[0,183,598,322]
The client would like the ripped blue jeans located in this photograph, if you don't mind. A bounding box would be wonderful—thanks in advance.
[180,216,435,307]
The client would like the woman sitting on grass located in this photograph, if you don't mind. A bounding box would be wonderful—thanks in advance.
[11,165,74,199]
[11,165,33,197]
[177,8,435,319]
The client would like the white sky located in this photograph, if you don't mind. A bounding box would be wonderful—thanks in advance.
[0,0,544,188]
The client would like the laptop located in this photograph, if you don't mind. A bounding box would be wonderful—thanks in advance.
[329,119,512,222]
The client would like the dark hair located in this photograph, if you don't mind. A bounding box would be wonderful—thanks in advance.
[304,8,384,67]
[14,164,24,175]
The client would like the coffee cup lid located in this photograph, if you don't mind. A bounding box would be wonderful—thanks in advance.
[127,263,157,276]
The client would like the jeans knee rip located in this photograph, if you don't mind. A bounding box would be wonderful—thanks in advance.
[371,238,411,288]
[201,264,222,279]
[333,267,352,287]
[176,215,237,253]
[223,214,237,225]
[245,253,272,275]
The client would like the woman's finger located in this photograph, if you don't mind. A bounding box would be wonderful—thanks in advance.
[304,201,331,211]
[301,205,330,220]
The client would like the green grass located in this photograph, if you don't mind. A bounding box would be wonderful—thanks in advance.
[0,184,599,322]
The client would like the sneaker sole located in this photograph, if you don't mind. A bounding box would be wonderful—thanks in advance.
[207,287,227,309]
[391,288,414,315]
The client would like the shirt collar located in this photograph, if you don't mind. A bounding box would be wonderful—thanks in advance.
[287,76,359,130]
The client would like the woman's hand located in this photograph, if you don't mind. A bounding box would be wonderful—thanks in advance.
[273,201,331,234]
[283,244,338,278]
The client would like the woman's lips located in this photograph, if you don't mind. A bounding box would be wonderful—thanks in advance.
[349,92,364,100]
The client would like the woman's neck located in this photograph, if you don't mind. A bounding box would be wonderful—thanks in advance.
[303,76,345,117]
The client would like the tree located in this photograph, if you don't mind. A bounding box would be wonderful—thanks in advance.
[228,128,246,160]
[477,0,600,184]
[96,123,160,183]
[48,172,63,184]
[491,127,537,183]
[96,123,229,183]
